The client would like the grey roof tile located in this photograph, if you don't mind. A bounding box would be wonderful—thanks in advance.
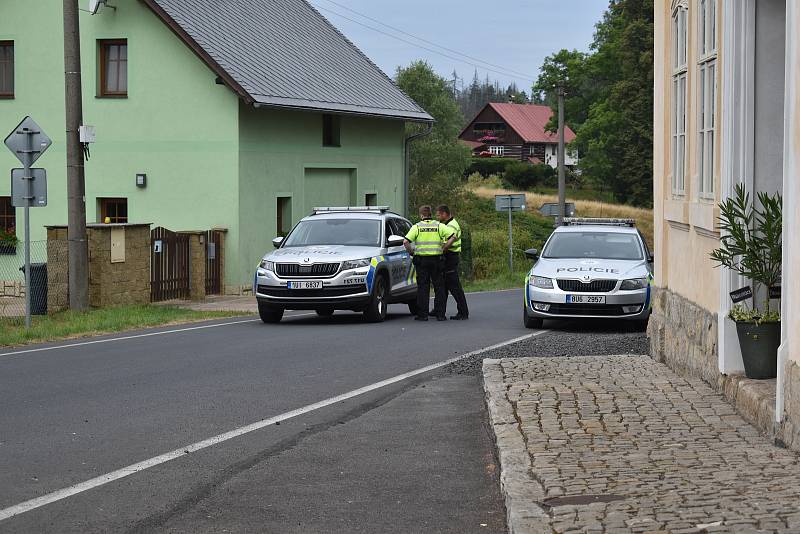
[148,0,432,121]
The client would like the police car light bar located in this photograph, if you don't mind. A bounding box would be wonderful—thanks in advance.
[312,206,390,214]
[562,218,636,227]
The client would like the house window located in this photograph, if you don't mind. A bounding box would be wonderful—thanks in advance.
[489,146,505,156]
[99,198,128,223]
[0,196,15,232]
[323,114,341,147]
[99,40,128,97]
[0,42,13,98]
[365,193,377,207]
[698,0,716,197]
[277,196,292,236]
[671,4,688,194]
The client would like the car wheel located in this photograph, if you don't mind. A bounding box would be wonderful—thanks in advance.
[523,306,543,329]
[316,307,335,318]
[406,300,418,316]
[633,319,649,332]
[258,302,284,324]
[364,275,388,323]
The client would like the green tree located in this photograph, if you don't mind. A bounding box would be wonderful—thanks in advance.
[396,61,471,211]
[533,0,654,207]
[532,49,593,130]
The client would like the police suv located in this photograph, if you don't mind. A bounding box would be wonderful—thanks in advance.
[523,218,654,329]
[254,207,418,323]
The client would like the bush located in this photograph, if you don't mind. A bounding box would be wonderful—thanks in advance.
[503,163,555,190]
[466,158,516,178]
[456,193,554,280]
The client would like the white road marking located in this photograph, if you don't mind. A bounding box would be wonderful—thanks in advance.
[0,329,549,522]
[0,313,312,359]
[0,288,519,359]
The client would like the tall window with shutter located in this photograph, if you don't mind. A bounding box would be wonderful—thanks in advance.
[697,0,717,197]
[671,4,688,194]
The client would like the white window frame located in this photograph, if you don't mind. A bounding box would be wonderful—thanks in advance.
[697,0,717,198]
[671,3,688,195]
[489,145,505,156]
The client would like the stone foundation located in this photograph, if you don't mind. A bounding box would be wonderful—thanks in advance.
[648,287,787,445]
[782,360,800,450]
[648,287,718,384]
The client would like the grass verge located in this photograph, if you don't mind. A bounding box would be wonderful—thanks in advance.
[463,270,528,293]
[469,185,654,248]
[0,305,250,348]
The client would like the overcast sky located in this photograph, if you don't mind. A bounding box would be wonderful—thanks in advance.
[307,0,609,92]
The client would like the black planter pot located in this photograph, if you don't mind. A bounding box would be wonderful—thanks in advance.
[735,321,780,379]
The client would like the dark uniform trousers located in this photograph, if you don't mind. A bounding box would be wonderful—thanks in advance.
[444,251,469,317]
[414,255,447,319]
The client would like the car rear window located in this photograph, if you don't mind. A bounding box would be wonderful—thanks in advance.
[283,219,382,247]
[542,232,643,260]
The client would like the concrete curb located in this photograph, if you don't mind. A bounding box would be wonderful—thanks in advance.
[482,358,551,534]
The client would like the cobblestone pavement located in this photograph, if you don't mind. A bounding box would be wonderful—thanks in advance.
[484,355,800,534]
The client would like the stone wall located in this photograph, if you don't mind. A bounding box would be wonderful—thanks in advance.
[47,224,151,310]
[1,280,24,298]
[47,227,69,313]
[648,287,719,385]
[88,225,151,308]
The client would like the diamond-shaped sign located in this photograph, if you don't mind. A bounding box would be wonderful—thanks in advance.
[4,116,52,168]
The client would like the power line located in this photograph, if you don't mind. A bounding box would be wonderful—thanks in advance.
[309,2,535,84]
[314,0,534,81]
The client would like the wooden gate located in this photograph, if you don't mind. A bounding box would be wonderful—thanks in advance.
[204,230,223,295]
[150,227,190,302]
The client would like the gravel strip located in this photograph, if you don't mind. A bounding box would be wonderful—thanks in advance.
[447,321,650,376]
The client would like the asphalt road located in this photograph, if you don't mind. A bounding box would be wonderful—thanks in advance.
[0,290,530,533]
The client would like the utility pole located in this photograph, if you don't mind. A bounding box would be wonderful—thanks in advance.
[556,83,566,227]
[63,0,89,310]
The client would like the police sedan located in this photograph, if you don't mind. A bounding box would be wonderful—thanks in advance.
[523,218,654,329]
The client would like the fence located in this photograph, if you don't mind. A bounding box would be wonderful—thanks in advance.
[150,227,190,302]
[0,239,67,322]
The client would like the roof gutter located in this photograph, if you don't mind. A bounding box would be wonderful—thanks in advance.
[403,122,434,217]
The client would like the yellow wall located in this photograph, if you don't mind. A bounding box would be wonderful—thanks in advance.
[653,0,722,312]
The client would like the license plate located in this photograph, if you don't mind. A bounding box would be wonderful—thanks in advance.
[566,294,606,304]
[287,280,322,289]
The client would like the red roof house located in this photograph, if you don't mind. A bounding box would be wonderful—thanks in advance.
[459,103,578,168]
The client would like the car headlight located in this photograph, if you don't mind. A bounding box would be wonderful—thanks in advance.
[530,276,553,289]
[342,258,371,270]
[620,278,648,290]
[259,259,274,271]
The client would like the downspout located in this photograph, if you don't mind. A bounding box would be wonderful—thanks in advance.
[403,122,434,217]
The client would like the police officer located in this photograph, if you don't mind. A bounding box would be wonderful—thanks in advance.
[436,205,469,320]
[404,205,456,322]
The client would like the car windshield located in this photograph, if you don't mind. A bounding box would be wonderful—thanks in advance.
[542,231,643,260]
[283,219,382,247]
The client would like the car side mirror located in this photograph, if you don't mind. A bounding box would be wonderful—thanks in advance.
[524,248,539,261]
[387,235,405,247]
[648,253,655,263]
[272,236,284,248]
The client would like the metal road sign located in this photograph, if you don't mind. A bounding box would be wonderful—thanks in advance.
[4,116,52,167]
[539,202,576,218]
[495,194,527,272]
[495,194,527,212]
[11,168,47,207]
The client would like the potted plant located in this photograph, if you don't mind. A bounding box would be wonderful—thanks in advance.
[710,183,782,379]
[0,227,18,255]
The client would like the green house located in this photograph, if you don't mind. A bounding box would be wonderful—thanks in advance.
[0,0,431,293]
